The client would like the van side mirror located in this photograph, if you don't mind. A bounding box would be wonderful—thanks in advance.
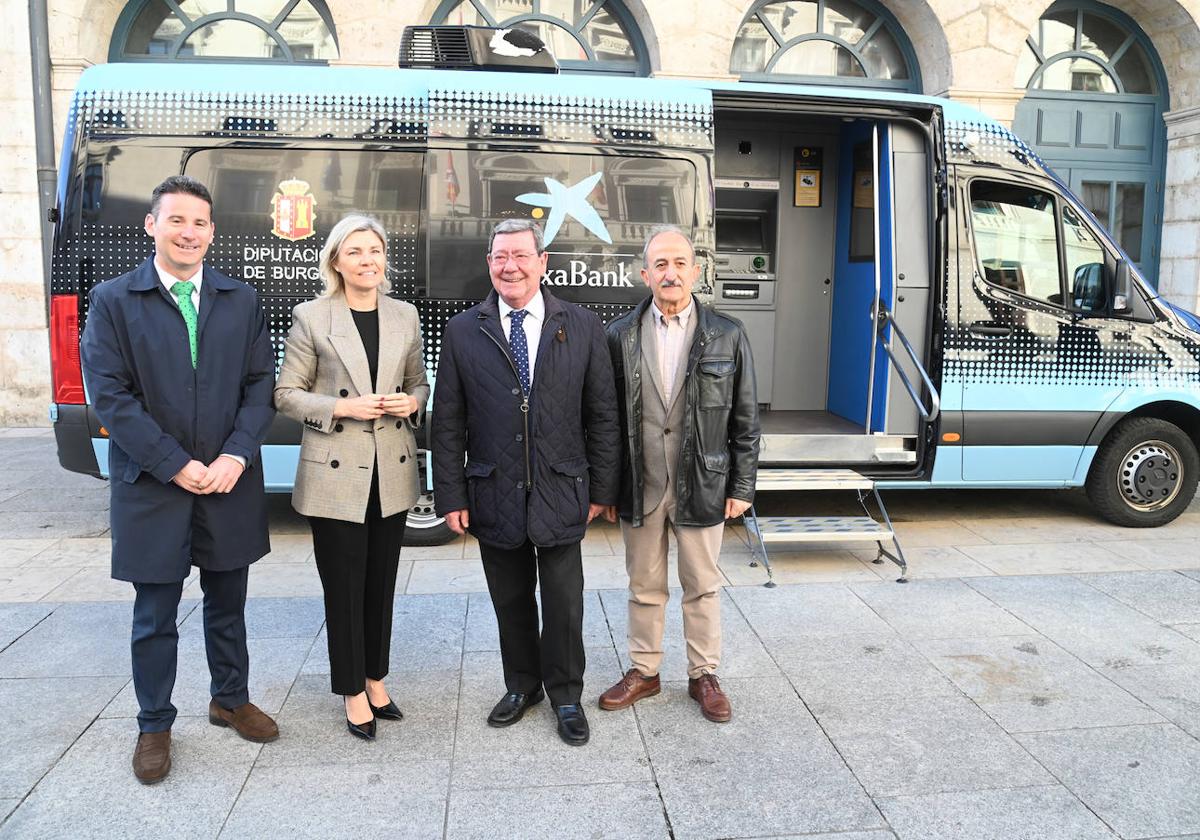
[1112,259,1131,313]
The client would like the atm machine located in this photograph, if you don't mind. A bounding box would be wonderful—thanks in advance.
[714,190,777,404]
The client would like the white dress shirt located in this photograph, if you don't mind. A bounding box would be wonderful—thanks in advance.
[651,298,693,404]
[498,290,545,388]
[155,260,244,469]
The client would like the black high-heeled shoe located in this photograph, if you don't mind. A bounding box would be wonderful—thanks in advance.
[368,699,404,721]
[346,715,376,741]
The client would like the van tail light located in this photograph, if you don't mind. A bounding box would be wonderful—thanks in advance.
[50,294,85,404]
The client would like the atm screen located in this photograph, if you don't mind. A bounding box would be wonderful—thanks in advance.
[716,215,765,251]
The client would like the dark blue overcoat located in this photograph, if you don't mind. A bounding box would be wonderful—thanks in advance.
[81,257,275,583]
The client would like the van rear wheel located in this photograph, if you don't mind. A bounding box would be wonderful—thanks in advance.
[1086,417,1199,527]
[404,491,456,546]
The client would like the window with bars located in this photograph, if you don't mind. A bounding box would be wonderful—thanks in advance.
[730,0,918,91]
[114,0,338,63]
[430,0,648,75]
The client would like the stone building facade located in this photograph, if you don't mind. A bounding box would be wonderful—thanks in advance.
[5,0,1200,424]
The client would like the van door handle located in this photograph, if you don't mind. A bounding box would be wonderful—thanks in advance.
[968,322,1012,337]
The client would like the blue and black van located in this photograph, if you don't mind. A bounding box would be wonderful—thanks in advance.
[48,26,1200,545]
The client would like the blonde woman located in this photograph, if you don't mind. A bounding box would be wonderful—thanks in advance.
[274,214,429,741]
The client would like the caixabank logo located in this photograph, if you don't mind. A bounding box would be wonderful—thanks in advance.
[515,174,635,289]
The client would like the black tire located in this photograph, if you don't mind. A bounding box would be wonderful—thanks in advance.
[403,490,456,546]
[1086,416,1199,527]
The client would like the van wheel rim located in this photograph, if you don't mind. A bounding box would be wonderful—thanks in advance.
[407,492,444,530]
[1117,440,1182,513]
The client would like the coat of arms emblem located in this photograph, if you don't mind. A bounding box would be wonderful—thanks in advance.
[270,179,317,241]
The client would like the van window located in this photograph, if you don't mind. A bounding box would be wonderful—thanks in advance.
[427,150,697,305]
[970,181,1063,307]
[1063,204,1108,313]
[185,149,424,298]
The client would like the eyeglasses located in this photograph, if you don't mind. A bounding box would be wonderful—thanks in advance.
[488,252,539,265]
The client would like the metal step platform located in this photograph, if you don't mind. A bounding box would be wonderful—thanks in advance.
[742,468,909,586]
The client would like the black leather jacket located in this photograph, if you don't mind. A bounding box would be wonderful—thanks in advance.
[606,295,760,527]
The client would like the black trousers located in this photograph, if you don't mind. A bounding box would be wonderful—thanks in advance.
[131,565,249,733]
[480,539,585,706]
[308,471,407,696]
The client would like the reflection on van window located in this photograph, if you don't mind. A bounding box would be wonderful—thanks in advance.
[970,181,1063,307]
[1063,204,1108,313]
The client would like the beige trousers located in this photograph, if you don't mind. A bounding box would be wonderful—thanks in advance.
[621,488,725,680]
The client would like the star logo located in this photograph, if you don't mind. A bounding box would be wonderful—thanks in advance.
[515,173,612,247]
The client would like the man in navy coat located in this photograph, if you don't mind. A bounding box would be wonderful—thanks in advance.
[81,176,278,784]
[433,219,619,746]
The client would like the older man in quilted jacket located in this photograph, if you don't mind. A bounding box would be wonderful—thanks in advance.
[433,219,619,746]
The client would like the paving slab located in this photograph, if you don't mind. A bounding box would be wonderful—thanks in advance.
[916,635,1165,733]
[0,604,53,650]
[961,541,1147,575]
[877,784,1119,839]
[0,568,81,602]
[721,549,880,585]
[0,717,258,840]
[727,583,896,641]
[0,675,127,799]
[1176,623,1200,642]
[255,533,314,564]
[464,589,613,652]
[451,648,651,791]
[768,634,961,704]
[0,602,137,677]
[598,587,782,679]
[1099,539,1200,570]
[850,578,1035,639]
[0,488,110,515]
[446,781,669,840]
[1018,723,1200,839]
[406,558,490,594]
[0,540,56,569]
[810,693,1054,797]
[958,517,1149,547]
[101,634,311,720]
[0,511,110,541]
[852,546,996,581]
[0,801,16,824]
[41,569,135,601]
[220,759,450,840]
[1102,663,1200,739]
[182,595,327,640]
[1078,571,1200,624]
[966,576,1200,670]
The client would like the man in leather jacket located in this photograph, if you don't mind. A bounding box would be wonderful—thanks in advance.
[598,226,760,723]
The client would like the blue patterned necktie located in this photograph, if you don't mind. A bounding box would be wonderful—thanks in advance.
[508,309,531,395]
[170,280,198,369]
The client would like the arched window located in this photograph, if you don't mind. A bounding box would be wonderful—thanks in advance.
[112,0,339,62]
[1012,2,1168,286]
[1014,5,1158,94]
[730,0,919,91]
[430,0,649,76]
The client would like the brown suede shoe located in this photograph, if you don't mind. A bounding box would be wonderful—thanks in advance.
[688,674,732,723]
[598,668,661,711]
[208,700,279,743]
[132,730,171,784]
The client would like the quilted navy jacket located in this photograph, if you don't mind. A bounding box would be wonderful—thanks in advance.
[432,288,620,549]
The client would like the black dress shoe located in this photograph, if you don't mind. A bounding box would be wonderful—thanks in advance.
[487,688,545,727]
[554,704,590,746]
[346,716,377,741]
[369,699,404,721]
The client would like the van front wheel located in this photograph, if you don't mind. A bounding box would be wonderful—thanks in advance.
[1086,417,1199,527]
[404,491,456,546]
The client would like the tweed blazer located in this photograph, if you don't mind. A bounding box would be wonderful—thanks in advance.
[274,293,430,523]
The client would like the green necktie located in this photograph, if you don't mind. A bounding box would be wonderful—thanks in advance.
[170,280,198,369]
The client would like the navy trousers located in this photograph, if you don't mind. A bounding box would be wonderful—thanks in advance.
[479,539,585,706]
[131,565,250,733]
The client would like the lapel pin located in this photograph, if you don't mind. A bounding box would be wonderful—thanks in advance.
[556,326,566,343]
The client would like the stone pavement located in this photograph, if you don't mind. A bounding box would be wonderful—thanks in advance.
[1,426,1200,839]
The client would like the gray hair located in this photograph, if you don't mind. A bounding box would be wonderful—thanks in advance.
[318,214,391,298]
[489,219,545,254]
[642,224,694,267]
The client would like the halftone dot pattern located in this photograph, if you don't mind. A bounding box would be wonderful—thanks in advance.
[508,309,532,395]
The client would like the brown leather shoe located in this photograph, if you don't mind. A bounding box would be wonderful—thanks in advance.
[208,699,279,743]
[599,668,661,711]
[688,674,732,723]
[132,730,171,784]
